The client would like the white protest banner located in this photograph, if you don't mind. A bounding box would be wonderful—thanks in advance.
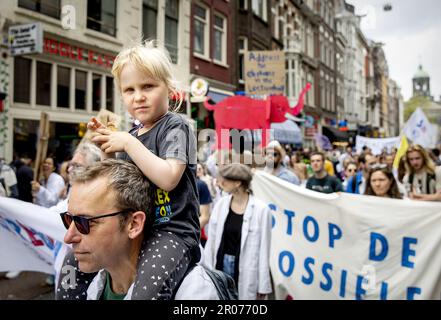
[0,197,66,274]
[355,135,401,155]
[403,107,436,149]
[252,171,441,300]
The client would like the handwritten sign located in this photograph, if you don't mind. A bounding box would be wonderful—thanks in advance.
[245,51,285,96]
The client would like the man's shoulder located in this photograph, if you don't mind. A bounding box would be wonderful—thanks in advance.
[279,167,298,179]
[0,163,14,174]
[197,178,209,188]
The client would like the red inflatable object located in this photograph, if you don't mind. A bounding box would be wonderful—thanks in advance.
[204,83,311,149]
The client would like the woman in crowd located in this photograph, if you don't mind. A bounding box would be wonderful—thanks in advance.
[364,164,403,199]
[203,163,272,300]
[31,157,65,207]
[288,151,308,183]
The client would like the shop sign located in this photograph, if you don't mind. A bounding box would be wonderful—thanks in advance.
[43,38,115,69]
[9,23,43,56]
[190,78,209,98]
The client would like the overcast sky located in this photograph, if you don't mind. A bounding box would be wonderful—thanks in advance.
[346,0,441,101]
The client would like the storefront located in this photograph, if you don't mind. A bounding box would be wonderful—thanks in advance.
[4,33,121,163]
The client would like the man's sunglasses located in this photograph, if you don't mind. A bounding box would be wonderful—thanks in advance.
[60,210,132,235]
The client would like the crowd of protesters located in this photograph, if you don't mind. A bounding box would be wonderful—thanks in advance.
[2,41,441,301]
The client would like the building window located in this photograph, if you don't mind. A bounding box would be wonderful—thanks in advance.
[165,0,179,64]
[14,57,31,104]
[92,73,101,111]
[213,14,226,63]
[57,66,70,108]
[143,0,157,40]
[106,76,114,112]
[18,0,61,19]
[252,0,267,22]
[36,61,51,106]
[75,70,87,110]
[193,4,209,57]
[87,0,117,37]
[239,0,247,10]
[238,37,248,83]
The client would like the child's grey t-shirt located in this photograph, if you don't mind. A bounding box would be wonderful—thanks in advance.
[117,112,200,250]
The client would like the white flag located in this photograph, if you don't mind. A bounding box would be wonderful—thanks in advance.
[403,108,436,148]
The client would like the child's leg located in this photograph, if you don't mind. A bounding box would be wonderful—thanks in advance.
[131,230,199,300]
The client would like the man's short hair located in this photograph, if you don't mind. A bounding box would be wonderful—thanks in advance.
[310,151,325,162]
[72,159,154,231]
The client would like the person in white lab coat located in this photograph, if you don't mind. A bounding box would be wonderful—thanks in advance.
[203,163,272,300]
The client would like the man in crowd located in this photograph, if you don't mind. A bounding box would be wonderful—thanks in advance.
[346,153,379,194]
[403,144,441,195]
[306,151,343,194]
[264,140,300,185]
[57,159,218,300]
[11,155,34,202]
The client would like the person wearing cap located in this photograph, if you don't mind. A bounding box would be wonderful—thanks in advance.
[263,141,300,186]
[203,163,272,300]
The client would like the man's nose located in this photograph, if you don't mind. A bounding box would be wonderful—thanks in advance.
[64,221,82,245]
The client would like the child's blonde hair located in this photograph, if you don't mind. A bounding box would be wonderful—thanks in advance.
[112,40,184,111]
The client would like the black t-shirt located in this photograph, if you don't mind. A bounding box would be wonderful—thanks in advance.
[17,164,34,203]
[306,174,343,194]
[197,179,212,205]
[117,112,200,250]
[216,207,244,283]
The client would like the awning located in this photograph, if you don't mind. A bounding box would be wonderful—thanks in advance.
[322,126,349,142]
[239,120,303,145]
[207,90,233,103]
[270,120,303,144]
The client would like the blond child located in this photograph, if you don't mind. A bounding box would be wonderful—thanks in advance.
[58,41,200,300]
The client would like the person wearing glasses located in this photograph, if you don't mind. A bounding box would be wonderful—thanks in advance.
[364,164,402,199]
[342,161,357,190]
[346,153,379,195]
[263,140,300,186]
[58,159,218,300]
[306,151,343,194]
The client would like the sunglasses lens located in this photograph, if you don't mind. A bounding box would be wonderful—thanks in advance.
[60,213,72,229]
[60,213,89,234]
[75,217,89,235]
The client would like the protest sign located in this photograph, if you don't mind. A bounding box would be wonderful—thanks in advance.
[252,171,441,300]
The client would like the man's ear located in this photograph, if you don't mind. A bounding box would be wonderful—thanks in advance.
[127,211,146,239]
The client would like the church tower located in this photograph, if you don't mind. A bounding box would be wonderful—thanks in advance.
[412,64,431,99]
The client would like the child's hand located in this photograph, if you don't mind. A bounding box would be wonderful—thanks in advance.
[87,117,105,131]
[92,130,133,154]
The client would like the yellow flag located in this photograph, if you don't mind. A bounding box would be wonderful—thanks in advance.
[393,135,409,169]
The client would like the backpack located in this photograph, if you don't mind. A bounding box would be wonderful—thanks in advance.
[173,264,239,300]
[201,265,239,300]
[409,172,436,194]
